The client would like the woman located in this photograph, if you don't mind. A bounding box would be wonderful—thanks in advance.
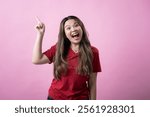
[32,16,101,100]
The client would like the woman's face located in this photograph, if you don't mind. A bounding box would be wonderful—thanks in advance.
[64,19,83,45]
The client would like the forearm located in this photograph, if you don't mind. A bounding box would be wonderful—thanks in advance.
[89,73,97,100]
[89,84,96,100]
[32,34,44,63]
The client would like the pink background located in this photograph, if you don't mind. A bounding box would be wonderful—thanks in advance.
[0,0,150,100]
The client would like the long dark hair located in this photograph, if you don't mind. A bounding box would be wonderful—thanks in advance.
[54,16,93,79]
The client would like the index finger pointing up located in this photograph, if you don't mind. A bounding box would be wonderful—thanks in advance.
[36,16,41,23]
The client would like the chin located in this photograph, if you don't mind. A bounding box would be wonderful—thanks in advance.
[71,41,81,45]
[73,41,80,43]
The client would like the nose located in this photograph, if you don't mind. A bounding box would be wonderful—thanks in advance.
[71,27,75,31]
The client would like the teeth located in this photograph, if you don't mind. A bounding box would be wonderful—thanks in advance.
[71,32,78,36]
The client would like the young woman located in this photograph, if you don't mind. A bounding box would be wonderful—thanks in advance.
[32,16,101,100]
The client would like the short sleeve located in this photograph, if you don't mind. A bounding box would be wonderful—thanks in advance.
[91,46,102,72]
[43,45,56,63]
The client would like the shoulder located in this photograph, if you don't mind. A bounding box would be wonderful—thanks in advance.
[91,46,99,54]
[44,44,57,55]
[48,44,57,52]
[51,44,57,49]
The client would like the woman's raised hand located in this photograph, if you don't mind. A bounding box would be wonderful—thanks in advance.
[35,16,45,36]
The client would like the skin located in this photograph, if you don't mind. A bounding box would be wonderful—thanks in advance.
[32,17,97,100]
[64,19,83,53]
[89,73,97,100]
[32,17,50,64]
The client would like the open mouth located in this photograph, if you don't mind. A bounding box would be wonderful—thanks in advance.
[71,32,80,38]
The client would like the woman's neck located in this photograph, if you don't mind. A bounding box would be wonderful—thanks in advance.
[71,44,79,53]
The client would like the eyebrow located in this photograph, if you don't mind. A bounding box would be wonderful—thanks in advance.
[64,25,70,28]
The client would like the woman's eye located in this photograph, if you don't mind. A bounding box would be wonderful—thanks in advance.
[74,24,79,27]
[66,27,71,30]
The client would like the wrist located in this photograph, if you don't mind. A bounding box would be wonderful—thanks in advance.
[37,32,44,38]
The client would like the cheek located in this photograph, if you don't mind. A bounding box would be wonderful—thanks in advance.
[78,28,83,35]
[80,30,83,37]
[65,31,70,38]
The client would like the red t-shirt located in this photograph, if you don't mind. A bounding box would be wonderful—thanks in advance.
[43,44,101,100]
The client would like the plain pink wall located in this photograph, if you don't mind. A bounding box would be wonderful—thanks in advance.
[0,0,150,99]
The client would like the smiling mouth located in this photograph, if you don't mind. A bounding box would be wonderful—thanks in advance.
[71,32,80,38]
